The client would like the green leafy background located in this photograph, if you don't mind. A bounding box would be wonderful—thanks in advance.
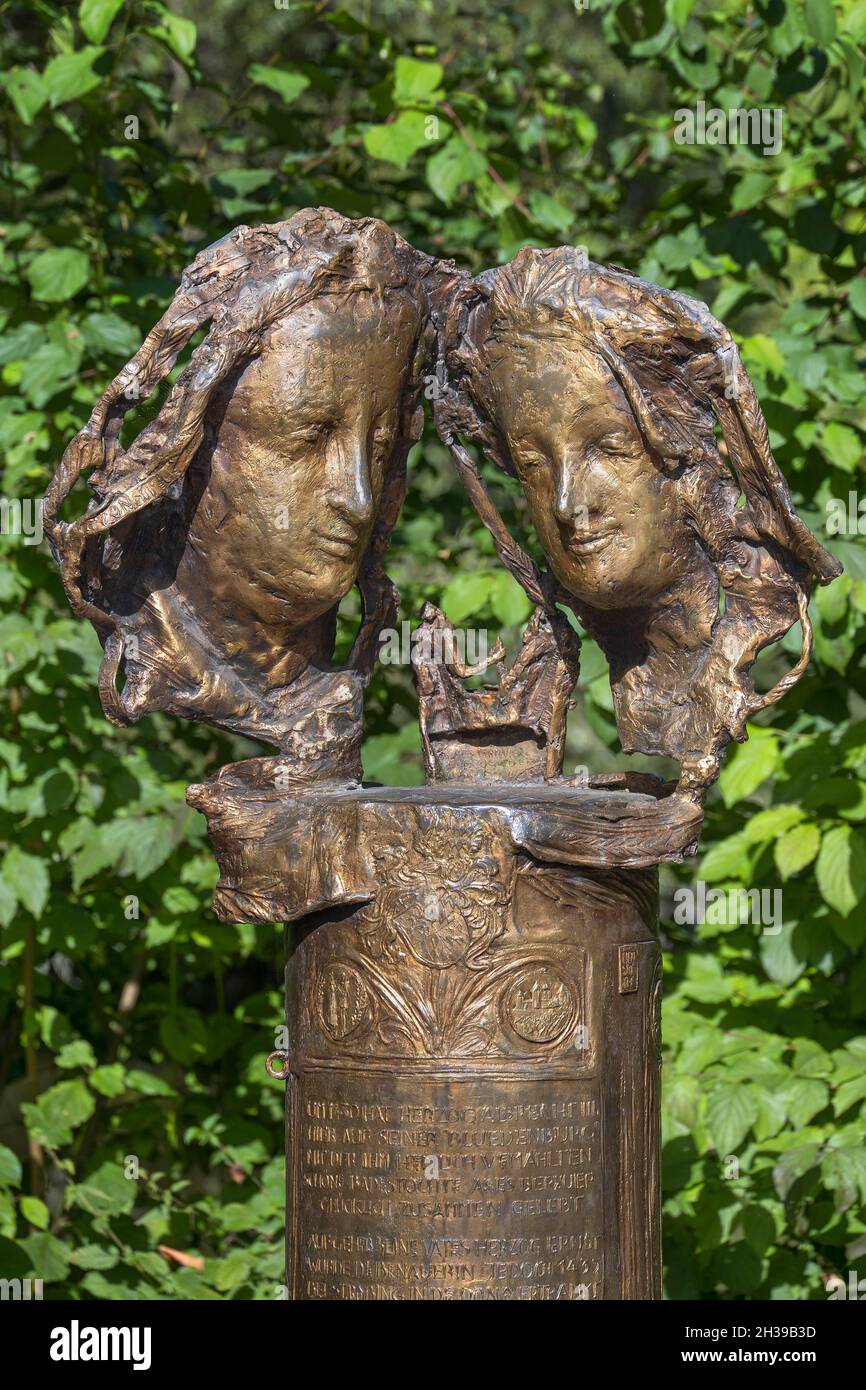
[1,0,864,1300]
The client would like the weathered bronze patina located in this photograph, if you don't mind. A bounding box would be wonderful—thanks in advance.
[433,247,840,794]
[190,770,687,1299]
[44,209,453,779]
[46,210,837,1300]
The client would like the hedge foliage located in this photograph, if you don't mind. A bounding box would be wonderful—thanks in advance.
[1,0,864,1299]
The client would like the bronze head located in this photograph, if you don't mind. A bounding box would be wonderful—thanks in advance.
[435,246,841,793]
[45,209,438,767]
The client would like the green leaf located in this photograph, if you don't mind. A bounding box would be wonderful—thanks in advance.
[27,248,91,303]
[23,1079,95,1147]
[740,334,785,377]
[712,1240,763,1294]
[364,111,433,169]
[833,1072,866,1117]
[0,1237,30,1278]
[718,729,779,807]
[0,1145,23,1187]
[126,1069,176,1097]
[426,134,484,205]
[214,1248,253,1291]
[55,1040,97,1070]
[806,775,866,820]
[820,421,863,473]
[706,1084,758,1154]
[489,571,533,627]
[730,171,773,213]
[781,1077,828,1127]
[742,803,805,844]
[70,820,131,890]
[42,47,105,106]
[20,1231,71,1281]
[160,1011,209,1066]
[772,1144,821,1201]
[822,1147,866,1212]
[121,816,177,878]
[81,311,141,357]
[72,1243,119,1271]
[0,876,15,929]
[760,921,808,985]
[210,168,275,198]
[805,0,838,45]
[144,5,197,63]
[667,0,697,28]
[816,825,866,916]
[89,1064,126,1097]
[2,67,47,123]
[20,1196,49,1230]
[847,278,866,320]
[753,1089,787,1141]
[79,0,125,44]
[2,847,50,918]
[0,323,44,365]
[393,56,444,106]
[740,1204,777,1256]
[71,1160,136,1217]
[528,190,574,237]
[248,64,310,105]
[697,831,751,882]
[775,823,821,879]
[23,341,81,407]
[440,571,493,624]
[39,1007,73,1050]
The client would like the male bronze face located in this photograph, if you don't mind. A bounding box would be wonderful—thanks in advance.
[45,210,432,757]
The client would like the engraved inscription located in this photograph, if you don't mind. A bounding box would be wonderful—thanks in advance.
[618,944,639,994]
[292,1070,604,1300]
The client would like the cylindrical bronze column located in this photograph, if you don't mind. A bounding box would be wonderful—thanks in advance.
[286,858,660,1302]
[189,770,701,1302]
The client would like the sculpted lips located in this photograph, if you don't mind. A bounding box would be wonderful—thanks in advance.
[563,526,617,558]
[315,523,363,559]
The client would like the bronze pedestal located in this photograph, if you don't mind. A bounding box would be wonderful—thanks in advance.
[189,771,702,1300]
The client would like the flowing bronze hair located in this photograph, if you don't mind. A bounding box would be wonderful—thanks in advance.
[433,246,841,790]
[44,208,444,727]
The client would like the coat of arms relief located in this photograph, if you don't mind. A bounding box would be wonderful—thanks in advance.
[310,809,585,1060]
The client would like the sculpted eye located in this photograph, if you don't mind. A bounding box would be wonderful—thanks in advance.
[296,424,328,445]
[516,448,545,471]
[595,430,638,455]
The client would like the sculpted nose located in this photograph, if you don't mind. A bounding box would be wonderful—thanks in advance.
[328,434,374,527]
[552,455,584,527]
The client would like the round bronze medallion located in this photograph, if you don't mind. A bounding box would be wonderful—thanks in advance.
[317,963,373,1042]
[502,965,577,1045]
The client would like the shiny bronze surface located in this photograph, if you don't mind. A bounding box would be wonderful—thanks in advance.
[189,768,665,1299]
[434,247,840,794]
[285,814,662,1301]
[44,210,455,780]
[46,214,837,1299]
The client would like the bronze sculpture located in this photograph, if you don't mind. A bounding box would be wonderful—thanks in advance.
[44,209,449,780]
[46,211,839,1300]
[434,246,840,795]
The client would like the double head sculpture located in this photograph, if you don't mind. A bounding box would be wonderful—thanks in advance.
[44,207,840,801]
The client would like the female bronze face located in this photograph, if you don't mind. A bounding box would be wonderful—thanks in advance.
[436,246,840,793]
[44,210,434,765]
[175,291,419,641]
[475,332,690,611]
